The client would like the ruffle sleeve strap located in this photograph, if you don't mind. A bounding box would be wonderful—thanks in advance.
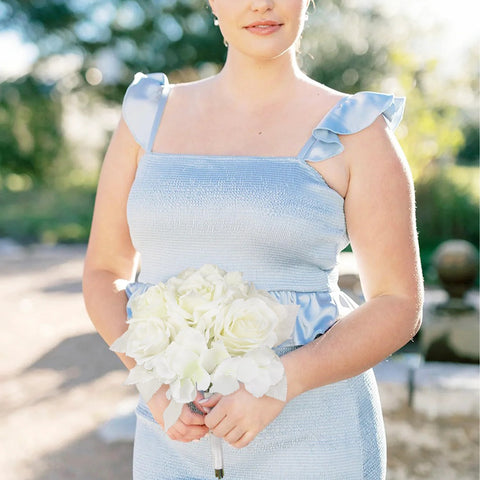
[299,91,406,162]
[121,72,170,152]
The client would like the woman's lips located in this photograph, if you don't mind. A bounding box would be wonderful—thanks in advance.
[244,21,283,35]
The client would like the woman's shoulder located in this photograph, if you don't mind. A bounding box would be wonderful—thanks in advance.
[336,90,408,181]
[298,76,405,134]
[120,72,168,150]
[298,76,346,112]
[125,71,212,98]
[309,80,404,130]
[123,71,211,113]
[298,77,405,162]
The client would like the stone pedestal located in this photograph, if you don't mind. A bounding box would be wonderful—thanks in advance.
[421,302,479,363]
[420,240,480,364]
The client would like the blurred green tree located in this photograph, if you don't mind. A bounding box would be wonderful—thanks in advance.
[1,0,472,182]
[0,0,410,183]
[456,46,480,166]
[0,76,67,183]
[0,0,226,183]
[458,122,480,165]
[383,49,465,179]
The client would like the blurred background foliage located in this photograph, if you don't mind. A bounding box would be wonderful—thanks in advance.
[0,0,478,276]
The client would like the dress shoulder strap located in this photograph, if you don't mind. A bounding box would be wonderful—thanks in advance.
[121,72,170,152]
[298,91,405,162]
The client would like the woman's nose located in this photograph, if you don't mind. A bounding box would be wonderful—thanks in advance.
[249,0,274,14]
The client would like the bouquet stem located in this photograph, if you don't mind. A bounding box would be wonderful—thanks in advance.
[209,433,224,478]
[202,392,224,478]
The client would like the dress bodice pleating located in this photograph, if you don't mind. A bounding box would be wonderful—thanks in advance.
[124,72,405,345]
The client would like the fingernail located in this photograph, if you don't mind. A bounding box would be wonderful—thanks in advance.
[192,439,199,443]
[198,398,208,404]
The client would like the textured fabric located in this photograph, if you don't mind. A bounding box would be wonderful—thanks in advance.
[123,72,404,479]
[128,153,347,294]
[133,368,386,480]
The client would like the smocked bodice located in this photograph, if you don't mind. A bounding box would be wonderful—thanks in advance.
[128,152,348,292]
[123,72,405,344]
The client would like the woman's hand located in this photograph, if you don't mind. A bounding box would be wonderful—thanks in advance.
[147,386,209,442]
[201,385,286,449]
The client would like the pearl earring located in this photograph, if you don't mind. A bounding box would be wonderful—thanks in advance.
[213,17,219,26]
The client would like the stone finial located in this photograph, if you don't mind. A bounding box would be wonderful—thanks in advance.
[433,240,479,312]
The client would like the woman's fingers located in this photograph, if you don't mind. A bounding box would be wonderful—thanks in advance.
[167,422,209,442]
[198,392,222,412]
[179,404,206,425]
[191,391,209,414]
[148,391,209,442]
[164,403,209,442]
[210,415,234,438]
[223,426,246,445]
[203,386,286,448]
[232,431,255,449]
[204,405,227,430]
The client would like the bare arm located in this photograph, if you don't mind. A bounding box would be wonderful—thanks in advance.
[82,117,140,369]
[282,116,423,399]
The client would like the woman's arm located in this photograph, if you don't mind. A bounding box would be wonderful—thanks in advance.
[82,118,208,442]
[283,116,423,398]
[83,117,140,369]
[203,116,423,447]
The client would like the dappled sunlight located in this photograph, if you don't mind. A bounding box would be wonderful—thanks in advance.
[3,173,33,192]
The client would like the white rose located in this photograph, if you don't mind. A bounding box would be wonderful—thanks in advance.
[129,284,169,319]
[110,316,172,365]
[213,296,297,355]
[163,287,197,326]
[168,264,228,301]
[224,270,250,298]
[164,265,226,328]
[252,290,299,345]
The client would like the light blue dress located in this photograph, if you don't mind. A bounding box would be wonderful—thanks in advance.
[123,72,405,479]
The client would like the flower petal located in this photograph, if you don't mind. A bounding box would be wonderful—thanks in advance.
[125,365,154,384]
[163,400,184,431]
[168,378,197,403]
[201,342,230,373]
[210,374,239,396]
[109,331,130,353]
[265,375,288,401]
[136,378,164,402]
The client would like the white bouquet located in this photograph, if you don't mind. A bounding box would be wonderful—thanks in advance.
[111,264,298,477]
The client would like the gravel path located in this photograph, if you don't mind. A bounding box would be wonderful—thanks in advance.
[1,244,478,479]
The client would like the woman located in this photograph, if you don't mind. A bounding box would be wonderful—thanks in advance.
[83,0,423,478]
